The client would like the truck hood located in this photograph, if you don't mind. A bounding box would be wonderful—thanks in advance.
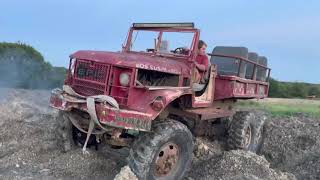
[71,50,190,75]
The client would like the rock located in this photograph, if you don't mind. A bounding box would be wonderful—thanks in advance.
[114,165,138,180]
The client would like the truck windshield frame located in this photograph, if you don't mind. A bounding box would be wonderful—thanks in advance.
[124,27,200,61]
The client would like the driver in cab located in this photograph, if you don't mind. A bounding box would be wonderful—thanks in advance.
[194,40,209,83]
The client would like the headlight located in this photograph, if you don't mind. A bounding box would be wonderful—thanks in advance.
[119,73,130,86]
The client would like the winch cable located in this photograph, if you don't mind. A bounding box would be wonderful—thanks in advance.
[62,85,120,153]
[66,112,106,135]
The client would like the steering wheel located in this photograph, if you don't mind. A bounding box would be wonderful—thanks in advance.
[172,47,189,55]
[146,48,155,53]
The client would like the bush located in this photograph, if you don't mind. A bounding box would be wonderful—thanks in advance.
[269,78,320,98]
[0,42,66,89]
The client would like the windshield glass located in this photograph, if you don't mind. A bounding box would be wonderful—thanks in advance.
[131,30,158,52]
[129,30,195,57]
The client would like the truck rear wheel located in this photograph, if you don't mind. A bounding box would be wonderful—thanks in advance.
[227,111,266,153]
[128,119,194,180]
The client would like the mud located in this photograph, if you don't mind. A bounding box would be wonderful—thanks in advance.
[0,88,319,179]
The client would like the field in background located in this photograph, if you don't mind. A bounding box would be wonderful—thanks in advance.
[237,98,320,117]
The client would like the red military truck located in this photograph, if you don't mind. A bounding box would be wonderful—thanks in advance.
[50,23,270,180]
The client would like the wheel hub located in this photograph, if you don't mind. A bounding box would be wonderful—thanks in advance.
[155,142,180,177]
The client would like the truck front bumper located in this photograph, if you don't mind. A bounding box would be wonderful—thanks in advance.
[49,88,152,131]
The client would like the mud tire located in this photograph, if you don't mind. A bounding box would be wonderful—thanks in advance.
[56,111,76,152]
[227,111,266,153]
[128,119,194,180]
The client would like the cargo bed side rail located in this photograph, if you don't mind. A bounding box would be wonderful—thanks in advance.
[207,53,271,82]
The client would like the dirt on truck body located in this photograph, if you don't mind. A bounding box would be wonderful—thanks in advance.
[49,22,272,179]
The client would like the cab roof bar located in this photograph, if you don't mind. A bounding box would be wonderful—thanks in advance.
[132,23,195,28]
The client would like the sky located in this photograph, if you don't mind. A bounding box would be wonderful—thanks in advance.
[1,0,319,83]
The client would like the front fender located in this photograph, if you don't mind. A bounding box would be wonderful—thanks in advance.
[128,87,192,121]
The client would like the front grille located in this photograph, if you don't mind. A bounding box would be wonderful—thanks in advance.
[72,79,105,96]
[72,60,109,96]
[75,60,109,83]
[71,60,133,106]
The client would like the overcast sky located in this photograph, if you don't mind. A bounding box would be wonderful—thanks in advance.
[1,0,319,83]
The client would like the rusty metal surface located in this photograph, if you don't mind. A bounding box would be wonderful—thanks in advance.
[185,107,234,120]
[170,107,234,121]
[104,130,133,147]
[104,138,132,147]
[169,102,235,121]
[95,103,152,131]
[72,51,191,75]
[214,76,269,100]
[49,90,152,131]
[217,75,269,85]
[155,142,180,177]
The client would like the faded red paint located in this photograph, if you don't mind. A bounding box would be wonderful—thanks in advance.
[214,75,269,100]
[50,23,270,131]
[49,87,188,131]
[71,51,191,76]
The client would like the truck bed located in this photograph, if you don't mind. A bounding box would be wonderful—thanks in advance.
[214,75,269,100]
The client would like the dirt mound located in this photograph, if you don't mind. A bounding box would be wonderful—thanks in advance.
[0,88,319,179]
[0,88,125,179]
[188,136,295,180]
[188,150,295,180]
[261,114,320,180]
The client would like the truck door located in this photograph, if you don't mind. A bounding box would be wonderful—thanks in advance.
[192,65,217,107]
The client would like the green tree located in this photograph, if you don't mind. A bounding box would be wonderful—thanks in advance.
[268,78,280,97]
[308,86,320,97]
[0,42,66,89]
[290,82,308,98]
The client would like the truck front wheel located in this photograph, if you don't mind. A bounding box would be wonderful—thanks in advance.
[56,111,97,152]
[128,119,194,180]
[56,111,76,152]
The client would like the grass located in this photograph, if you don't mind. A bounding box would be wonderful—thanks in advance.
[236,98,320,118]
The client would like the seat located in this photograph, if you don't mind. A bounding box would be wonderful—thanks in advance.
[256,56,268,81]
[210,46,248,78]
[193,65,211,94]
[245,52,259,79]
[192,83,206,92]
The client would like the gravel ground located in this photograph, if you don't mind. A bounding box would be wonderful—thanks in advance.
[261,114,320,180]
[187,150,295,180]
[0,89,126,179]
[0,88,319,179]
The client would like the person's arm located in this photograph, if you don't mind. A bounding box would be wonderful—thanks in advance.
[195,56,209,72]
[195,62,206,71]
